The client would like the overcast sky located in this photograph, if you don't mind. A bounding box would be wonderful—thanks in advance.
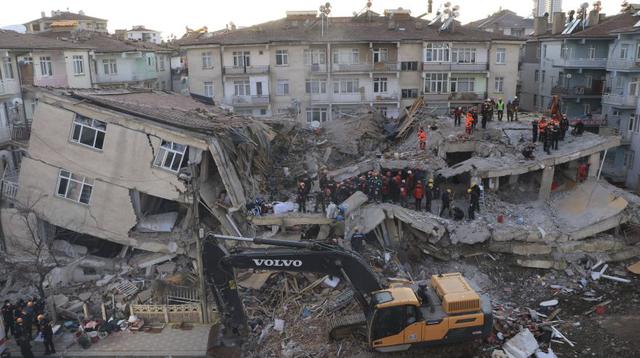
[0,0,620,40]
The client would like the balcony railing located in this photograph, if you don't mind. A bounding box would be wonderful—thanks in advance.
[308,64,328,73]
[422,62,489,72]
[224,65,270,75]
[606,59,639,71]
[553,58,608,68]
[373,93,400,102]
[1,168,19,202]
[0,80,21,96]
[232,95,270,106]
[372,62,400,72]
[0,124,31,144]
[448,91,487,101]
[551,86,603,97]
[603,93,638,108]
[332,63,371,72]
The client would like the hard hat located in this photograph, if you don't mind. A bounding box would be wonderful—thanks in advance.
[407,170,412,174]
[468,189,472,193]
[37,314,45,321]
[27,301,33,307]
[428,178,433,183]
[16,317,23,323]
[428,183,433,188]
[447,189,452,193]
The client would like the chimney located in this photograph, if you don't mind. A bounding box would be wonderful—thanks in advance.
[552,12,566,35]
[587,9,600,26]
[534,15,548,36]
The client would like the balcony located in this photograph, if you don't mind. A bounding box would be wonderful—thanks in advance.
[0,123,31,145]
[373,93,400,103]
[1,168,19,203]
[332,63,371,73]
[422,62,489,72]
[606,59,640,72]
[603,93,638,109]
[553,58,608,69]
[551,85,603,98]
[448,91,487,102]
[422,93,451,102]
[332,93,364,103]
[372,62,400,72]
[309,93,330,105]
[0,80,21,97]
[308,64,328,74]
[231,95,270,106]
[223,65,270,76]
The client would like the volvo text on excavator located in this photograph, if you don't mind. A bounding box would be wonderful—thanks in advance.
[203,234,492,353]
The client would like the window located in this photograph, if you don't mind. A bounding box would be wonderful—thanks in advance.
[202,52,213,69]
[636,44,640,60]
[153,140,188,172]
[495,77,504,93]
[276,79,289,96]
[72,55,84,75]
[373,77,388,93]
[2,58,14,79]
[533,94,537,106]
[400,61,418,71]
[583,103,591,115]
[56,170,94,205]
[450,77,475,92]
[305,79,327,94]
[306,108,328,123]
[424,43,449,62]
[629,113,635,131]
[630,78,640,96]
[452,48,476,64]
[147,56,153,66]
[561,46,569,59]
[333,78,359,94]
[234,80,251,96]
[275,50,288,66]
[534,70,539,82]
[588,47,596,59]
[259,108,267,115]
[204,81,214,97]
[624,150,635,168]
[71,114,106,150]
[39,56,52,76]
[424,73,448,93]
[621,44,630,59]
[371,306,406,341]
[511,28,524,37]
[303,49,326,65]
[401,89,419,98]
[373,48,389,63]
[159,55,166,71]
[233,51,250,67]
[542,44,547,58]
[103,58,117,75]
[541,70,546,83]
[333,48,359,64]
[496,48,506,64]
[585,74,593,88]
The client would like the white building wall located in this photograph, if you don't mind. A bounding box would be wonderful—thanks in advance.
[63,50,92,88]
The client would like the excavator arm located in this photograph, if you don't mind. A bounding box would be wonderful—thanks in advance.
[202,234,383,341]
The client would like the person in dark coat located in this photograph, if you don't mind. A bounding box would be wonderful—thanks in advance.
[2,300,15,337]
[425,180,434,212]
[15,318,35,358]
[350,228,365,252]
[439,189,452,217]
[532,118,539,143]
[560,114,569,140]
[296,182,307,213]
[38,314,56,355]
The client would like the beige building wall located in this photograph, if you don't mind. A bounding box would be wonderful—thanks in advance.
[185,46,223,104]
[488,42,521,101]
[398,42,423,109]
[270,43,308,119]
[63,50,92,88]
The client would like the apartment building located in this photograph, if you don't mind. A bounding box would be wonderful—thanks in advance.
[24,10,108,34]
[466,9,534,38]
[180,9,523,121]
[123,26,163,45]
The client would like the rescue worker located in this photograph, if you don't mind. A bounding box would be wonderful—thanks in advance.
[23,302,34,341]
[413,180,424,211]
[351,228,365,252]
[488,98,495,121]
[532,118,539,143]
[314,189,325,213]
[560,114,569,140]
[399,180,409,207]
[15,317,35,358]
[471,184,481,213]
[522,142,536,160]
[2,300,14,337]
[481,101,489,129]
[507,100,514,122]
[577,163,589,182]
[550,120,560,150]
[453,106,463,127]
[496,98,505,121]
[393,171,402,202]
[538,118,548,152]
[37,314,56,355]
[406,170,415,191]
[512,96,520,120]
[465,111,474,135]
[440,189,452,218]
[296,182,307,213]
[418,127,427,150]
[425,179,434,212]
[381,172,391,202]
[467,188,475,220]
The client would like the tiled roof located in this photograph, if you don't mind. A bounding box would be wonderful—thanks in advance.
[35,31,175,53]
[25,11,106,24]
[466,10,534,30]
[179,15,522,46]
[538,12,636,39]
[0,29,93,50]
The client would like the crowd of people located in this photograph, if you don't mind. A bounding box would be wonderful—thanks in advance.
[2,297,55,357]
[452,96,521,134]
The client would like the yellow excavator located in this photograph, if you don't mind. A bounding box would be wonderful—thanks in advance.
[204,234,492,353]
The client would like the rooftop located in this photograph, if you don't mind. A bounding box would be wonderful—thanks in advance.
[465,9,534,31]
[537,12,636,40]
[35,31,174,53]
[25,11,107,24]
[0,29,93,50]
[178,13,522,46]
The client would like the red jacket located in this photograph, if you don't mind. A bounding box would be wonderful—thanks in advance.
[413,186,424,199]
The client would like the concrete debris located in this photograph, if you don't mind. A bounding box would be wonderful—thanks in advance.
[135,212,179,232]
[627,261,640,275]
[503,329,539,358]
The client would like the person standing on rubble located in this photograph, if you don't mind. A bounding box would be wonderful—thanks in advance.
[23,302,34,341]
[512,96,520,120]
[550,120,560,150]
[418,127,427,150]
[413,180,424,211]
[471,106,478,128]
[314,188,325,213]
[37,314,55,355]
[560,114,569,140]
[381,172,390,202]
[15,318,35,358]
[406,170,415,191]
[489,98,495,121]
[399,180,409,207]
[425,179,434,212]
[393,171,402,202]
[465,111,474,135]
[467,188,475,220]
[470,184,481,214]
[2,300,15,337]
[454,106,463,127]
[440,189,452,217]
[297,182,307,213]
[481,101,489,129]
[532,118,539,143]
[496,98,505,121]
[506,100,514,122]
[351,228,365,252]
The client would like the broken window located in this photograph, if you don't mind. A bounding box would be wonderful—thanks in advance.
[71,114,106,150]
[56,169,94,205]
[153,140,188,172]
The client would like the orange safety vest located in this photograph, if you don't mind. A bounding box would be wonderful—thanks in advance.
[418,131,427,142]
[465,113,473,127]
[539,120,547,133]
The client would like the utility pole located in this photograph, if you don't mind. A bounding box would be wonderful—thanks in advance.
[190,162,209,323]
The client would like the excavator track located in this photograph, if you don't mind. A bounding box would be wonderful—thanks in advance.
[328,312,367,340]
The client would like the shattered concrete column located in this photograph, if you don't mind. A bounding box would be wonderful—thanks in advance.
[588,152,600,178]
[538,165,555,201]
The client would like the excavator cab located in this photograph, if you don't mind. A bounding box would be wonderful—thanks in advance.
[367,273,492,352]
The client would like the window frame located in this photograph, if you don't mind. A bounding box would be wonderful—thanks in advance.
[233,80,251,96]
[451,47,477,64]
[424,72,449,94]
[275,50,289,66]
[70,114,106,150]
[306,108,329,123]
[400,61,418,71]
[201,52,213,69]
[72,55,84,75]
[303,49,326,65]
[401,88,419,98]
[56,169,94,205]
[153,140,188,173]
[494,76,504,93]
[496,48,506,64]
[2,58,14,79]
[305,79,327,94]
[276,79,290,96]
[39,56,53,77]
[203,81,214,98]
[424,43,450,63]
[621,44,630,60]
[103,58,118,75]
[373,48,389,63]
[333,78,359,94]
[373,77,388,93]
